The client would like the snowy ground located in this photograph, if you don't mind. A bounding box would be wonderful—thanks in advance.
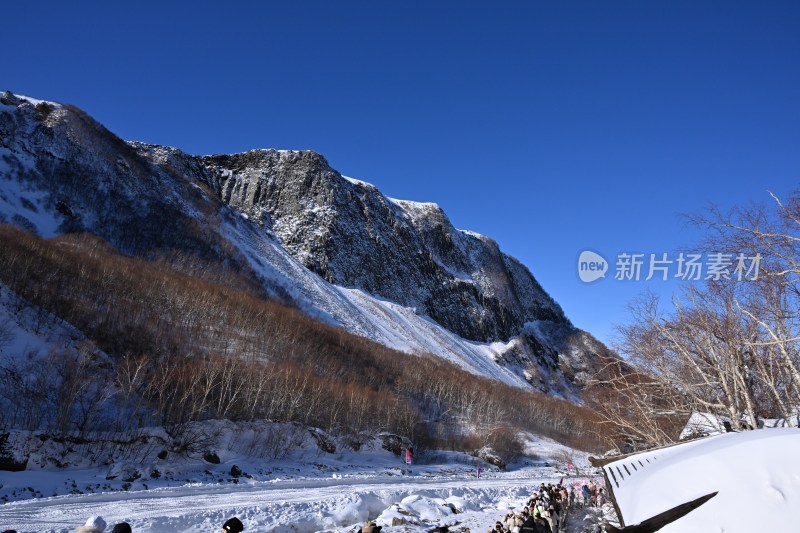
[0,427,605,533]
[0,474,575,533]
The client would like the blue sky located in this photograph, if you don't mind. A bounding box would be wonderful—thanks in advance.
[4,1,798,346]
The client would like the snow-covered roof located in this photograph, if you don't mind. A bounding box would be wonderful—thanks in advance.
[601,429,800,532]
[678,412,730,440]
[679,411,800,440]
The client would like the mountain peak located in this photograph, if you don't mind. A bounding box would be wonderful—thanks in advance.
[1,91,62,109]
[0,91,613,395]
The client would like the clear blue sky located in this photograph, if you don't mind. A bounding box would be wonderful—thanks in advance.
[3,1,798,346]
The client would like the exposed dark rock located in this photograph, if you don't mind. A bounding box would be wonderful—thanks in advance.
[0,433,28,472]
[0,453,27,471]
[202,452,220,464]
[476,447,506,470]
[309,429,336,453]
[200,149,565,343]
[380,434,409,456]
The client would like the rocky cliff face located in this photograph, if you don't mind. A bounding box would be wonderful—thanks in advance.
[0,93,240,264]
[0,92,613,395]
[197,149,565,343]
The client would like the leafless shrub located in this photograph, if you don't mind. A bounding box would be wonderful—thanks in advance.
[0,350,53,431]
[263,424,307,460]
[485,426,524,463]
[166,422,221,457]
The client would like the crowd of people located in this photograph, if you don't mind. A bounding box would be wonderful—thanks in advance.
[487,480,606,533]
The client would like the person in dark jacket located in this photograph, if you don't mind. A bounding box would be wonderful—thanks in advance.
[582,484,592,507]
[520,511,537,533]
[533,515,551,533]
[222,517,244,533]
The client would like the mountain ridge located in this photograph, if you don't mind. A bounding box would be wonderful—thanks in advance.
[0,91,612,397]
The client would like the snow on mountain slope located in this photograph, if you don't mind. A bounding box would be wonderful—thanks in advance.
[0,170,61,237]
[198,148,566,344]
[223,212,530,387]
[203,163,586,392]
[0,283,89,363]
[195,148,610,394]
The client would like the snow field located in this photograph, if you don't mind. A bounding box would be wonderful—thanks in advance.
[0,427,594,532]
[0,469,578,532]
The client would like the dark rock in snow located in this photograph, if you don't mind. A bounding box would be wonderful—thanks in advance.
[309,429,337,454]
[0,433,28,471]
[202,452,221,464]
[380,433,410,456]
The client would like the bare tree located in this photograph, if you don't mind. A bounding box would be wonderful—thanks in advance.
[0,321,14,353]
[593,190,800,448]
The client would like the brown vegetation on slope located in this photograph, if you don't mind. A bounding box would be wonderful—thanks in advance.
[0,225,607,455]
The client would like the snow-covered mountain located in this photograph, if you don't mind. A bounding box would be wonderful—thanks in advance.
[0,92,611,396]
